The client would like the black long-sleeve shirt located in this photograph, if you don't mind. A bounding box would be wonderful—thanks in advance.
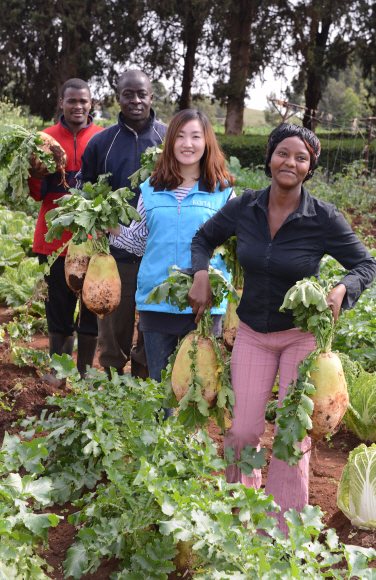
[191,186,376,334]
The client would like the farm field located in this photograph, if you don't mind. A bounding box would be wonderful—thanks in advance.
[1,307,376,579]
[3,108,376,577]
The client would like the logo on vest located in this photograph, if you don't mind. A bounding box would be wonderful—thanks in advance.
[193,200,211,207]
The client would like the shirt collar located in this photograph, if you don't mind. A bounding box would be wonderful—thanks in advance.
[248,185,317,219]
[118,108,156,135]
[152,175,211,194]
[59,114,94,132]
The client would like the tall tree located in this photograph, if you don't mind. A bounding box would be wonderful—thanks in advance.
[355,0,376,115]
[144,0,212,110]
[288,0,355,130]
[0,0,144,121]
[210,0,288,135]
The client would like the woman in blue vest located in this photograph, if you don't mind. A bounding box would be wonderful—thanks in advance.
[107,108,235,393]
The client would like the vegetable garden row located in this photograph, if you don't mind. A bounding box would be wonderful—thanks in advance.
[2,116,376,578]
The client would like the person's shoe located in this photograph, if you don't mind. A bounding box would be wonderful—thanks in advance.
[76,333,98,380]
[130,357,149,380]
[41,333,74,387]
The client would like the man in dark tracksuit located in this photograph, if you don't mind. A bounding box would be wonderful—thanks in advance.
[77,70,168,377]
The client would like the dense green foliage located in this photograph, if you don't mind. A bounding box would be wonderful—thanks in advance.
[1,362,376,578]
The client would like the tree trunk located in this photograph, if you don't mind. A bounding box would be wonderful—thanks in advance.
[224,0,254,135]
[178,3,210,111]
[54,13,79,123]
[302,11,332,131]
[179,32,200,110]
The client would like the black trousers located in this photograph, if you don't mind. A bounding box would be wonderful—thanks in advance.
[97,261,147,370]
[38,254,98,337]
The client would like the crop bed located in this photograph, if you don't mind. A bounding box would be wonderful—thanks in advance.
[1,306,375,578]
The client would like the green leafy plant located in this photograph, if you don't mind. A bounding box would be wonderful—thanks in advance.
[339,353,376,441]
[265,399,278,422]
[0,207,36,255]
[215,236,244,290]
[1,358,376,578]
[333,289,376,372]
[0,124,57,202]
[338,443,376,529]
[13,347,51,374]
[273,278,335,465]
[146,266,239,431]
[45,173,141,255]
[129,143,164,189]
[0,238,25,272]
[0,258,46,315]
[0,471,61,579]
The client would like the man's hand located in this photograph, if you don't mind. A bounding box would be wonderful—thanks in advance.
[188,270,213,323]
[326,283,347,323]
[29,159,49,180]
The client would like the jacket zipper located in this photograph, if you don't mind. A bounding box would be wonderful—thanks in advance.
[135,133,138,173]
[74,136,77,165]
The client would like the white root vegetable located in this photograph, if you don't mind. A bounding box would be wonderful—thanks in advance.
[308,352,349,440]
[82,254,121,318]
[65,240,92,293]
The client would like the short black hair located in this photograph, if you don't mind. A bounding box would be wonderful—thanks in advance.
[265,123,321,182]
[61,78,90,99]
[117,70,152,94]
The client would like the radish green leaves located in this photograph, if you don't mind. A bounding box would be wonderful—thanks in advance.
[0,125,56,202]
[45,173,141,255]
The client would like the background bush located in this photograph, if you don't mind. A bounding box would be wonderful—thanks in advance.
[217,133,371,174]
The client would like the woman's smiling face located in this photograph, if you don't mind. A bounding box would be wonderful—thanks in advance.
[173,119,206,170]
[269,136,311,188]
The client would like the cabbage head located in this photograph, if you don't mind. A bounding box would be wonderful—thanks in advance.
[337,443,376,529]
[339,353,376,441]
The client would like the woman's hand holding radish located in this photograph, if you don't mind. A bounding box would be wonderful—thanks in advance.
[188,270,213,323]
[96,227,121,239]
[326,283,346,323]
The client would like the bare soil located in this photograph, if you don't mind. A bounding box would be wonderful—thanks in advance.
[1,305,375,577]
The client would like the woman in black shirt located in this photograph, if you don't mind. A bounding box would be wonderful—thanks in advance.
[188,124,376,535]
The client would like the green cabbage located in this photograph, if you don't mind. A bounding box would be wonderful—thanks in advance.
[338,443,376,529]
[339,353,376,441]
[0,258,45,316]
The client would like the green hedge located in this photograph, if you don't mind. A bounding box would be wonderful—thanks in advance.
[217,134,370,174]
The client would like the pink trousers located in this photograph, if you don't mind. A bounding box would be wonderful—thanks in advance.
[224,321,316,536]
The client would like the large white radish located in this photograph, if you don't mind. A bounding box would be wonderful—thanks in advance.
[223,288,243,351]
[171,334,220,408]
[308,352,349,440]
[82,254,121,318]
[65,240,91,293]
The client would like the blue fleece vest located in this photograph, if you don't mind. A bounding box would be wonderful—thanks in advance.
[136,178,232,315]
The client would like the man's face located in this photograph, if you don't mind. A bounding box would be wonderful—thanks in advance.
[116,77,153,124]
[60,88,92,126]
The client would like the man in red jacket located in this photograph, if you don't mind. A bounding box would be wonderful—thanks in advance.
[28,78,103,385]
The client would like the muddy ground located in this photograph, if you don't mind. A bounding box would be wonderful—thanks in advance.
[0,305,375,578]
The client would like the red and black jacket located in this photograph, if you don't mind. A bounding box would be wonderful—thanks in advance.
[28,115,103,256]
